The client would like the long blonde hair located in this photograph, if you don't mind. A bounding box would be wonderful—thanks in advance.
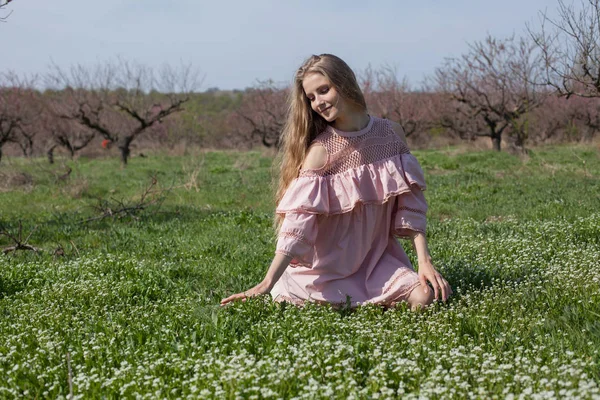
[274,54,367,228]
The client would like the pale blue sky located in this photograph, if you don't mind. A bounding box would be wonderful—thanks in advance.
[3,0,560,90]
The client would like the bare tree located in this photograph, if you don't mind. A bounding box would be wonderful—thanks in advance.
[41,108,96,163]
[231,80,288,148]
[434,35,546,151]
[0,72,37,163]
[39,89,97,162]
[529,0,600,98]
[0,0,14,22]
[563,95,600,139]
[362,65,433,138]
[46,59,199,165]
[0,98,20,163]
[15,91,42,158]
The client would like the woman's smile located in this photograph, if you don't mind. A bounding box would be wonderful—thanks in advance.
[302,72,344,122]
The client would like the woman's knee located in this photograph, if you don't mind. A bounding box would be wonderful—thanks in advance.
[406,284,434,310]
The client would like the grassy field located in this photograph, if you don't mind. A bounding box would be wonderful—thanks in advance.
[0,145,599,399]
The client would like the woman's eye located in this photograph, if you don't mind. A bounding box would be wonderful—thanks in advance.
[319,87,329,94]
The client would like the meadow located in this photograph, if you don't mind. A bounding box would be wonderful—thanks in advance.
[0,145,599,399]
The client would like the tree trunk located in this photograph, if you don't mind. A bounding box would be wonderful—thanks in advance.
[47,145,57,164]
[21,136,34,157]
[66,142,75,160]
[492,134,502,151]
[119,136,133,166]
[119,146,130,166]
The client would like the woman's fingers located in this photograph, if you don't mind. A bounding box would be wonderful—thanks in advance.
[425,273,452,302]
[437,277,452,301]
[439,277,449,302]
[220,291,248,306]
[221,284,270,306]
[418,273,429,293]
[220,293,238,305]
[443,278,453,299]
[428,274,440,301]
[430,274,444,301]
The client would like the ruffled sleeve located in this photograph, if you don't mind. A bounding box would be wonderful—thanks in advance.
[392,186,428,238]
[391,154,428,238]
[275,212,318,267]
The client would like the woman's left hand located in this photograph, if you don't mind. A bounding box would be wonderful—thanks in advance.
[417,260,452,302]
[220,280,272,306]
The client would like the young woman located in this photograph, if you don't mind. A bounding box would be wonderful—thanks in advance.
[221,54,452,309]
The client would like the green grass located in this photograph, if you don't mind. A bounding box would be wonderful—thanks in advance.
[0,145,599,398]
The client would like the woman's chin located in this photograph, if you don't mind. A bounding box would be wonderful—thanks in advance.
[320,112,337,123]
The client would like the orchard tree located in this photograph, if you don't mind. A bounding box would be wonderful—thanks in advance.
[40,100,96,163]
[562,95,600,140]
[528,0,600,143]
[14,90,42,158]
[362,65,433,138]
[231,80,288,148]
[47,59,199,165]
[435,35,546,151]
[530,0,600,98]
[1,0,14,22]
[0,89,20,163]
[0,72,37,163]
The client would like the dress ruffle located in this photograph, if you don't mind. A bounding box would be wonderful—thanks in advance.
[276,153,426,215]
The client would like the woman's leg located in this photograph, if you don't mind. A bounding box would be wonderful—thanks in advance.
[406,284,434,311]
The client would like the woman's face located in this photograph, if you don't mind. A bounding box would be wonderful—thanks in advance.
[302,73,347,123]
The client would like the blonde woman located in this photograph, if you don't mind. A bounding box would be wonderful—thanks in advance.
[221,54,452,309]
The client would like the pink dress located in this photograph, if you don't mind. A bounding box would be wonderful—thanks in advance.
[271,116,428,307]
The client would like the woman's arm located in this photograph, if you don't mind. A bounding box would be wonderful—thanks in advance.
[220,253,292,305]
[410,231,452,302]
[222,145,325,306]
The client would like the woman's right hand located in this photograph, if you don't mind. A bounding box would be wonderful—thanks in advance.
[221,253,293,306]
[220,280,272,306]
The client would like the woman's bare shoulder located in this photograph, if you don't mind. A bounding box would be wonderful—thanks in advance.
[302,143,328,170]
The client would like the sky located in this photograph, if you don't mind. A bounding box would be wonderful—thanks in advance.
[2,0,562,91]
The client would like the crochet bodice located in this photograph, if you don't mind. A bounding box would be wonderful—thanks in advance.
[300,117,411,178]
